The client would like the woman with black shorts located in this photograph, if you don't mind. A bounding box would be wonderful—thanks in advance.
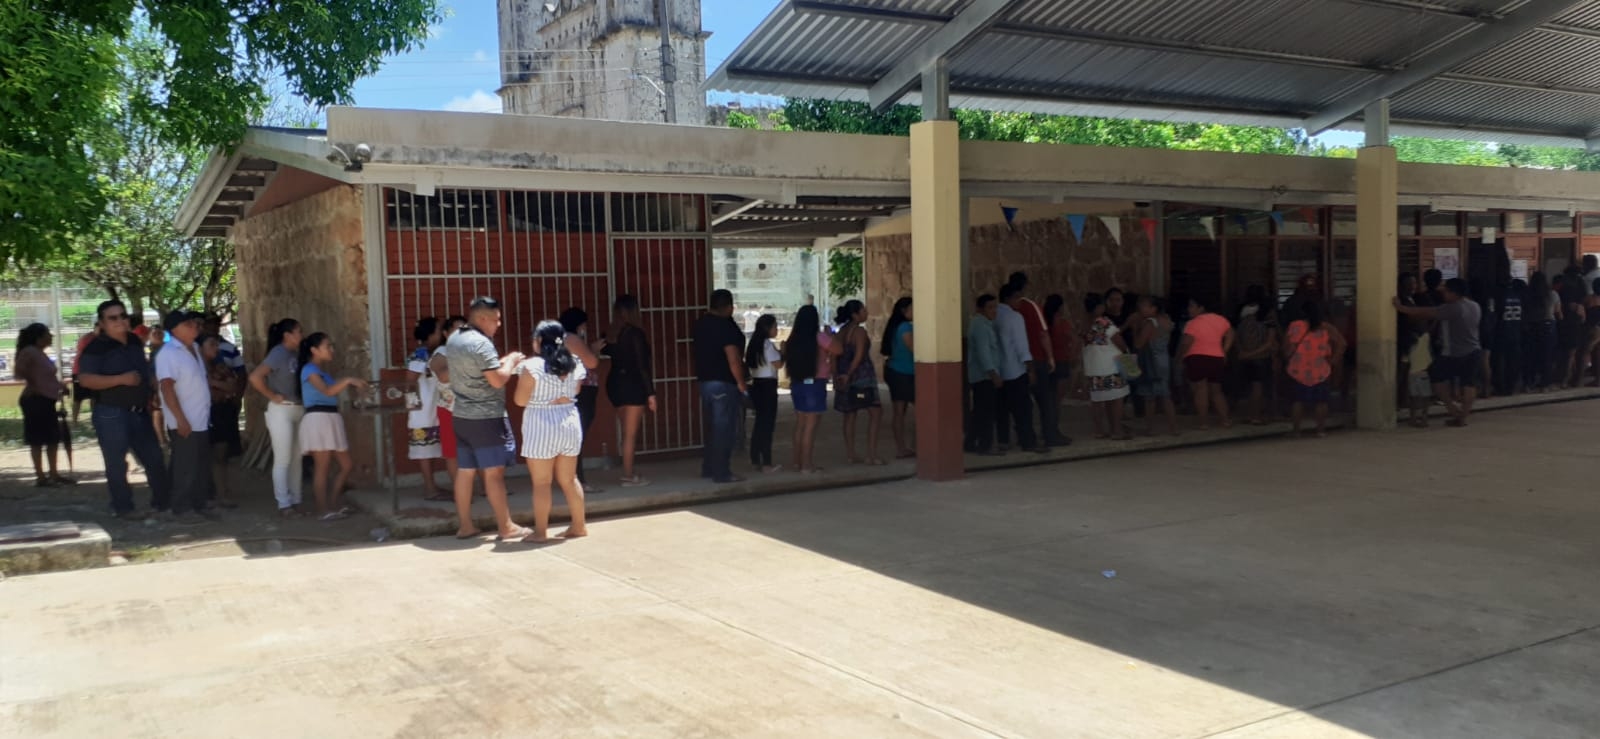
[880,297,915,459]
[603,294,655,487]
[14,323,72,487]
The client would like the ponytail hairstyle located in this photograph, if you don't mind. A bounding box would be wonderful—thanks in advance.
[297,332,330,372]
[268,318,300,349]
[880,297,911,358]
[746,314,777,370]
[836,299,865,329]
[534,320,577,377]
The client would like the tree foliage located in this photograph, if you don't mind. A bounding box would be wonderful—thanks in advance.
[826,247,865,301]
[0,0,441,263]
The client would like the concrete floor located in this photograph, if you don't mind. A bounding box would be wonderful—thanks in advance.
[4,400,1599,738]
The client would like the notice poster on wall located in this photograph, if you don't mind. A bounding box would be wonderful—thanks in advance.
[1435,247,1461,279]
[1511,259,1530,281]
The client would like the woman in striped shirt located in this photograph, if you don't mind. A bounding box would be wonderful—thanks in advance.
[515,320,594,542]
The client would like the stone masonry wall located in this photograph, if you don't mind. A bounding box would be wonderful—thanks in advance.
[231,185,377,484]
[866,216,1152,347]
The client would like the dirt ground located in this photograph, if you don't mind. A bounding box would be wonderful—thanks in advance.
[0,442,382,564]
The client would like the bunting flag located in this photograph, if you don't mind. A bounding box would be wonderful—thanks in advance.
[1202,216,1217,242]
[1141,217,1158,245]
[1233,213,1249,230]
[1299,206,1318,225]
[1269,211,1285,229]
[1001,205,1019,232]
[1098,216,1122,245]
[1066,214,1087,244]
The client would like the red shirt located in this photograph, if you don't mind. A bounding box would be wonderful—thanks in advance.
[1049,318,1075,363]
[1017,298,1053,365]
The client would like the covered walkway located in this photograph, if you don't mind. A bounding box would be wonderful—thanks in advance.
[7,399,1599,737]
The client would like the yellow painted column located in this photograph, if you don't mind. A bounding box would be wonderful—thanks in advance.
[910,120,965,480]
[1356,145,1399,429]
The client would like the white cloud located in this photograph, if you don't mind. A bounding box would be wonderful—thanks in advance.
[442,89,502,114]
[469,49,490,63]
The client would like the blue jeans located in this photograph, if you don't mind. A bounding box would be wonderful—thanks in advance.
[699,381,741,482]
[92,405,170,514]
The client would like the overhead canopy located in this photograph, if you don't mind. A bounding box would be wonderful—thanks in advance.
[707,0,1600,147]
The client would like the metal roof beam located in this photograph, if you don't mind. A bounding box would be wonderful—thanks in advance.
[1304,0,1586,133]
[867,0,1022,112]
[711,198,765,226]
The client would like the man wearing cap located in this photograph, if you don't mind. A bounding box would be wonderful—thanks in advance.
[77,300,169,519]
[155,310,218,523]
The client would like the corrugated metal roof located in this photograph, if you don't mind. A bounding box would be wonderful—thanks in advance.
[707,0,1600,146]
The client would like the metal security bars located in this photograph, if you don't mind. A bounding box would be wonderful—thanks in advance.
[382,187,710,454]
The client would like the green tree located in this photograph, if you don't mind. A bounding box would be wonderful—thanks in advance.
[0,0,441,263]
[826,247,864,301]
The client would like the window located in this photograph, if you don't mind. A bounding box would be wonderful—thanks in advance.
[1277,208,1322,237]
[386,189,499,230]
[1466,213,1501,237]
[1331,209,1356,237]
[1223,211,1271,237]
[610,193,705,233]
[506,191,605,232]
[1421,211,1460,236]
[1504,212,1537,233]
[1543,213,1573,233]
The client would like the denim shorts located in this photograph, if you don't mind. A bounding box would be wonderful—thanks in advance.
[452,416,518,470]
[791,378,828,414]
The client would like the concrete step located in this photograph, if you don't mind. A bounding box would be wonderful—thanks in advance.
[0,522,113,577]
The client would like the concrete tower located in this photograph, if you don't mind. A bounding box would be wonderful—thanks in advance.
[498,0,707,124]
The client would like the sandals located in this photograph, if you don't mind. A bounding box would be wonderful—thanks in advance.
[620,476,650,488]
[319,511,348,522]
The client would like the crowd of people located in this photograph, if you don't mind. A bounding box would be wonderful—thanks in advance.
[16,255,1599,530]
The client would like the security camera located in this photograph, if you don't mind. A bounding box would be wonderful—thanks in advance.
[353,143,372,163]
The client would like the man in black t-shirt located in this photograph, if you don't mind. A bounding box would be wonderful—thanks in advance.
[692,289,748,483]
[77,299,170,519]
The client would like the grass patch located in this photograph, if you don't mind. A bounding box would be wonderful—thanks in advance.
[118,545,169,564]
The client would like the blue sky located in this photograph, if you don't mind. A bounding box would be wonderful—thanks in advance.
[349,0,781,113]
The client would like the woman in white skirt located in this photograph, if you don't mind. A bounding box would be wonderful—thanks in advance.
[514,320,589,542]
[298,332,368,521]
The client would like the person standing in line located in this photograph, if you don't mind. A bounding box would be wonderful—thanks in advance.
[79,300,169,519]
[1394,278,1483,427]
[515,320,590,542]
[603,295,656,487]
[71,320,100,422]
[880,297,916,459]
[833,300,885,465]
[1583,254,1600,296]
[558,307,608,493]
[784,305,838,474]
[1284,301,1346,438]
[995,284,1045,453]
[428,315,468,496]
[965,294,1004,456]
[155,311,218,524]
[1179,297,1234,430]
[407,317,449,501]
[14,323,71,487]
[1398,273,1433,428]
[1234,286,1279,425]
[1524,272,1557,392]
[1080,293,1132,440]
[249,318,306,517]
[692,289,748,484]
[1581,278,1600,387]
[296,332,367,521]
[200,334,242,508]
[1009,272,1069,446]
[146,325,168,446]
[745,313,785,473]
[1132,296,1179,436]
[1493,280,1525,397]
[445,297,531,541]
[1043,294,1077,409]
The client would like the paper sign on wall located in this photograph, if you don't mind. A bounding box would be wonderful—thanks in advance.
[1511,260,1529,281]
[1435,247,1461,280]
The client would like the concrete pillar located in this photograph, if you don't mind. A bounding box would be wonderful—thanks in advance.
[1355,145,1398,430]
[911,120,964,480]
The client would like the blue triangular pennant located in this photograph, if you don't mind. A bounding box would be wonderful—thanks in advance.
[1001,206,1019,232]
[1269,211,1285,229]
[1066,214,1087,243]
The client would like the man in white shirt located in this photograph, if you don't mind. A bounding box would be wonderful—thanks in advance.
[155,310,217,523]
[994,284,1043,453]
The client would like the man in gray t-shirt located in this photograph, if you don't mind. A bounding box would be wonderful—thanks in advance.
[442,297,529,541]
[1394,277,1482,426]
